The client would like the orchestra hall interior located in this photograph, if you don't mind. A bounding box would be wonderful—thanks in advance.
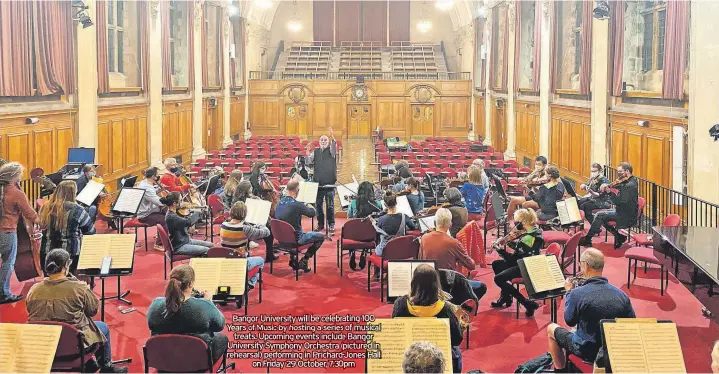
[2,0,719,373]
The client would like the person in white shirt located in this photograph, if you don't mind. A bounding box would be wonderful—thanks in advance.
[137,167,169,249]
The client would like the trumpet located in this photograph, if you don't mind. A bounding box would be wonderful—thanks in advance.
[566,275,588,288]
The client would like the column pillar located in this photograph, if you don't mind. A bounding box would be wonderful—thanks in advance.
[590,17,610,165]
[483,15,493,146]
[244,22,270,140]
[191,1,206,160]
[504,6,517,160]
[222,11,232,147]
[688,1,719,204]
[148,1,163,168]
[538,0,551,157]
[76,0,98,150]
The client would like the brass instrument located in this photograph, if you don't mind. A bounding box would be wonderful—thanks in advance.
[566,275,588,288]
[450,299,477,328]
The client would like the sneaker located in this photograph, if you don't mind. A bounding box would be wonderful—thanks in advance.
[153,243,165,252]
[614,233,628,249]
[298,258,311,273]
[0,294,23,304]
[249,241,260,249]
[329,225,335,233]
[358,252,367,270]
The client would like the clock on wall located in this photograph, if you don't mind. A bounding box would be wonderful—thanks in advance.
[352,85,368,101]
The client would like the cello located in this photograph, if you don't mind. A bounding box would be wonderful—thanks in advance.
[260,173,280,217]
[15,216,42,282]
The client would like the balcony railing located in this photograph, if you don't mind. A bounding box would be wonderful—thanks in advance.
[249,71,471,81]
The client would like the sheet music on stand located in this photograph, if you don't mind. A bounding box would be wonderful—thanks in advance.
[111,188,145,215]
[244,198,271,225]
[366,318,451,374]
[417,216,436,232]
[0,323,62,373]
[518,255,566,294]
[382,195,414,219]
[297,181,319,204]
[336,182,359,208]
[600,318,686,373]
[76,180,105,206]
[190,258,248,298]
[387,260,436,299]
[77,234,136,271]
[556,197,582,225]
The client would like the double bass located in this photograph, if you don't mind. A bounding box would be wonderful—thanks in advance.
[15,217,42,282]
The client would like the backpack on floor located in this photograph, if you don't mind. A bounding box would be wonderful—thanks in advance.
[515,352,554,373]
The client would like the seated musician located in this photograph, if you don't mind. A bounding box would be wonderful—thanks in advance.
[38,181,96,274]
[219,201,267,289]
[506,155,547,221]
[26,249,127,373]
[222,170,244,211]
[392,264,464,373]
[578,163,611,224]
[160,158,191,193]
[147,265,228,366]
[579,162,639,249]
[137,167,169,249]
[75,164,104,223]
[527,166,565,222]
[231,180,275,258]
[460,166,487,215]
[405,177,425,216]
[471,159,490,189]
[547,248,635,371]
[391,160,414,193]
[443,188,468,238]
[420,208,487,301]
[165,192,212,256]
[372,191,418,257]
[249,161,274,200]
[490,208,542,317]
[347,181,382,270]
[0,162,38,304]
[275,180,323,272]
[403,342,446,374]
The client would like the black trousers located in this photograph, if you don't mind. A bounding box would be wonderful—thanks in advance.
[491,259,528,304]
[586,210,620,238]
[578,197,611,224]
[263,233,274,261]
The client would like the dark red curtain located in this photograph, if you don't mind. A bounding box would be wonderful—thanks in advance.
[610,0,624,97]
[0,1,33,96]
[96,0,110,94]
[579,0,593,95]
[335,1,361,44]
[313,1,334,43]
[362,1,387,44]
[662,0,689,100]
[389,1,410,43]
[139,0,149,92]
[33,1,76,95]
[161,0,172,90]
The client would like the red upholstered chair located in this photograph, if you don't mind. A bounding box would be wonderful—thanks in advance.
[479,202,499,253]
[337,219,377,276]
[123,217,149,252]
[511,277,525,319]
[567,352,594,373]
[157,224,203,280]
[269,219,316,281]
[561,231,584,276]
[207,194,226,240]
[545,243,562,262]
[624,246,670,295]
[542,230,571,249]
[604,197,646,246]
[144,334,234,373]
[631,214,681,247]
[367,236,420,302]
[30,321,101,372]
[207,247,262,314]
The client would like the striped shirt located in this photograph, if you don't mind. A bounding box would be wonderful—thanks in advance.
[220,221,270,255]
[41,202,96,257]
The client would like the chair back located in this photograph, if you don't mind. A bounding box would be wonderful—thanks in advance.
[563,231,583,260]
[207,246,241,258]
[545,243,562,262]
[144,334,212,373]
[156,224,174,253]
[663,214,681,227]
[342,218,377,242]
[30,321,86,359]
[382,236,420,260]
[270,219,299,246]
[484,202,496,223]
[207,194,225,216]
[638,197,646,217]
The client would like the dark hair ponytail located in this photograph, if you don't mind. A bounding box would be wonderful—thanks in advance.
[383,190,397,209]
[45,248,71,275]
[164,265,195,316]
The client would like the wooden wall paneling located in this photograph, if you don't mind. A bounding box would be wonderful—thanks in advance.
[437,97,470,137]
[97,104,150,190]
[162,100,193,161]
[7,133,30,175]
[549,105,591,180]
[376,98,407,139]
[474,96,486,140]
[515,101,539,166]
[490,99,507,153]
[249,96,281,135]
[312,98,343,136]
[230,95,245,137]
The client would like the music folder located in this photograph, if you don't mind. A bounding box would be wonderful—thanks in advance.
[0,323,62,373]
[297,181,319,204]
[76,180,105,206]
[518,254,566,299]
[190,258,248,301]
[366,318,452,374]
[600,318,686,373]
[110,188,145,216]
[381,195,414,219]
[244,198,271,225]
[555,197,582,226]
[387,260,436,300]
[336,182,359,208]
[77,234,136,275]
[417,215,436,232]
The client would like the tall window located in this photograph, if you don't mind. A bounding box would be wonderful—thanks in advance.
[170,0,189,87]
[555,1,582,90]
[518,2,536,89]
[232,18,244,88]
[623,0,668,93]
[491,5,508,90]
[107,0,141,88]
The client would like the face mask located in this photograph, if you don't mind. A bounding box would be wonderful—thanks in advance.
[88,172,96,179]
[170,167,178,173]
[590,171,598,178]
[515,222,524,231]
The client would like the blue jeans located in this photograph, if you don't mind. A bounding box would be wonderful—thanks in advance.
[469,280,488,301]
[175,239,213,256]
[247,256,264,286]
[452,346,462,373]
[86,205,98,223]
[94,321,112,367]
[315,189,335,227]
[0,232,18,296]
[298,231,324,258]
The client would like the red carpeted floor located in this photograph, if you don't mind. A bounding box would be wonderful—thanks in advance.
[1,218,717,373]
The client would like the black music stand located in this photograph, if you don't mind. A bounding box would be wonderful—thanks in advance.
[386,260,436,304]
[110,188,146,234]
[561,177,578,198]
[517,256,567,323]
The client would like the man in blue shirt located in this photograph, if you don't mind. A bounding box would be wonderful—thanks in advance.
[547,248,635,371]
[274,180,324,272]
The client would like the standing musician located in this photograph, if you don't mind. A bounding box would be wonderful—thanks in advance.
[305,127,338,233]
[506,156,548,221]
[137,167,170,249]
[579,162,639,249]
[489,208,543,317]
[75,165,105,223]
[578,163,611,224]
[528,166,565,222]
[38,181,96,274]
[160,158,192,193]
[0,162,38,304]
[165,192,212,256]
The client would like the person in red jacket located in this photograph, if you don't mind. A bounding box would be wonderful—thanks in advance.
[160,158,191,193]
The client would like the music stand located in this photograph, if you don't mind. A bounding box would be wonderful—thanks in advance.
[121,176,138,188]
[561,177,577,198]
[517,255,567,323]
[110,188,146,233]
[203,174,221,198]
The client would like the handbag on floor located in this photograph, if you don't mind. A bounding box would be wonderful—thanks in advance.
[515,352,554,373]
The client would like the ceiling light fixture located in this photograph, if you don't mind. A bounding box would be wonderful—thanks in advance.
[228,5,239,17]
[418,1,432,33]
[435,0,454,11]
[287,1,302,32]
[477,6,488,19]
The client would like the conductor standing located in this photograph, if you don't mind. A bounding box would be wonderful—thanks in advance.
[306,127,338,233]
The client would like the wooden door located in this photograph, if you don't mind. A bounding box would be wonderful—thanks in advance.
[347,105,371,137]
[285,104,308,136]
[491,101,507,153]
[411,105,434,137]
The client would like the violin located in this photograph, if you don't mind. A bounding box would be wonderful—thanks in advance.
[488,225,526,254]
[608,175,630,187]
